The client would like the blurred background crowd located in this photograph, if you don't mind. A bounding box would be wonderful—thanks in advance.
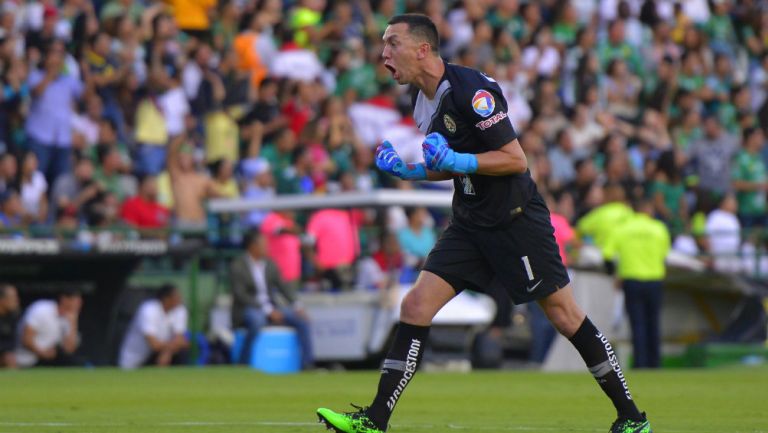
[0,0,768,286]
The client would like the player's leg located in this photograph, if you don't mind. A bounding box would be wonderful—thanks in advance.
[317,271,456,433]
[537,285,651,433]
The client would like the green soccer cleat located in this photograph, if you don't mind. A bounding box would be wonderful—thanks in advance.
[317,405,385,433]
[610,412,652,433]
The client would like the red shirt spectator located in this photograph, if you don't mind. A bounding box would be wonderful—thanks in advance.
[120,176,170,229]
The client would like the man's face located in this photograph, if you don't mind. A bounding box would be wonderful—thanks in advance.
[59,294,83,316]
[0,286,19,313]
[382,23,424,85]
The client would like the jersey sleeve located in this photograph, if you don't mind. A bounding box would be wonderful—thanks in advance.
[458,81,518,151]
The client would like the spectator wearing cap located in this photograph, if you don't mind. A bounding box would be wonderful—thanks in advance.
[241,157,275,228]
[25,40,84,186]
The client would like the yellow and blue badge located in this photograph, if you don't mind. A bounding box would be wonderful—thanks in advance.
[472,90,495,118]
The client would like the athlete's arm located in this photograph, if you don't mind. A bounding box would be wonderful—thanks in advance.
[474,138,528,176]
[426,169,454,181]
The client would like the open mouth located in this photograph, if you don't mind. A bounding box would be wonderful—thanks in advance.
[384,63,399,80]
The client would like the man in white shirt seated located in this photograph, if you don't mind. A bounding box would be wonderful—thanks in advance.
[119,284,189,369]
[16,289,83,367]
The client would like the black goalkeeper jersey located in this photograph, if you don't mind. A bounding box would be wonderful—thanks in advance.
[412,62,537,228]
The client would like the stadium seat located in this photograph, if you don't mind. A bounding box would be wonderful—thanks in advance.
[250,326,301,374]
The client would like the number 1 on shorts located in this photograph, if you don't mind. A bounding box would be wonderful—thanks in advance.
[522,256,534,281]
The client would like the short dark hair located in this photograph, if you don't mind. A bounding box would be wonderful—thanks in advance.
[388,14,439,53]
[242,229,263,249]
[156,283,177,301]
[58,288,82,301]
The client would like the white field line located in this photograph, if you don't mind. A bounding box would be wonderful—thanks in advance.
[0,421,764,433]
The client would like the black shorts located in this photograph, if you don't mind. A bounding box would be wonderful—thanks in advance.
[423,193,570,305]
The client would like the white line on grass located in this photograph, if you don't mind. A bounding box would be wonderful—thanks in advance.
[0,421,764,433]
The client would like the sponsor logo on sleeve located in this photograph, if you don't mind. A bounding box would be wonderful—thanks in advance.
[471,90,495,118]
[475,111,508,131]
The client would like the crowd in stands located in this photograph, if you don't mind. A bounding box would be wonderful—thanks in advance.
[0,0,767,285]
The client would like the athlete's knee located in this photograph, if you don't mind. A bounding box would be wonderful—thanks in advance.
[400,290,436,325]
[540,289,584,337]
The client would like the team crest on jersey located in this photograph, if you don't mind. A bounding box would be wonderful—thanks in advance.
[443,114,456,134]
[471,90,495,118]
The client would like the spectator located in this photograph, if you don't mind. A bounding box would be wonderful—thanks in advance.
[167,135,220,231]
[688,114,739,197]
[357,232,404,291]
[120,175,170,230]
[0,188,23,229]
[306,208,358,291]
[597,19,643,75]
[651,150,688,234]
[167,0,216,39]
[261,211,302,293]
[241,157,275,227]
[704,192,742,273]
[210,158,239,199]
[0,284,20,368]
[397,207,435,270]
[16,289,83,367]
[604,58,641,120]
[25,40,84,186]
[51,157,96,221]
[93,144,133,203]
[548,129,578,189]
[0,152,18,193]
[18,151,48,225]
[604,199,671,369]
[230,230,313,369]
[118,284,189,369]
[731,127,767,229]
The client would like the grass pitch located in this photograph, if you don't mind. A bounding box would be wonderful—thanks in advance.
[0,366,766,433]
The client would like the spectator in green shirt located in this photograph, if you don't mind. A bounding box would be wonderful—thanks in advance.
[597,20,643,76]
[703,0,738,57]
[731,127,767,229]
[650,150,687,235]
[604,198,670,369]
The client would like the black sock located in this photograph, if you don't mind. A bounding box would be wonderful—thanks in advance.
[569,317,643,421]
[367,322,430,430]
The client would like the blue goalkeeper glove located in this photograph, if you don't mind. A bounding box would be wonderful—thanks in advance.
[422,132,478,174]
[375,141,427,180]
